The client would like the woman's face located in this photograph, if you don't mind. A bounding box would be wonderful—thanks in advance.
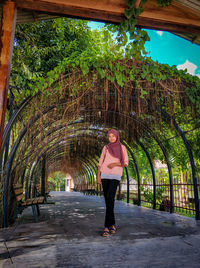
[108,133,117,143]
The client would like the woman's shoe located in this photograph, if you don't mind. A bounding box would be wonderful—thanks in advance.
[102,227,110,237]
[109,225,116,234]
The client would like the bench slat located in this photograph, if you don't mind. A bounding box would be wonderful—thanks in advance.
[14,188,23,195]
[32,197,44,204]
[13,183,23,189]
[22,200,33,206]
[21,197,44,206]
[36,184,41,191]
[16,194,25,202]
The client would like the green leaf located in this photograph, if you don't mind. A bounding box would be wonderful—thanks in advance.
[126,0,135,8]
[125,8,134,19]
[115,72,124,87]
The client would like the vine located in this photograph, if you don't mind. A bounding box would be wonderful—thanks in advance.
[156,0,173,7]
[10,2,200,119]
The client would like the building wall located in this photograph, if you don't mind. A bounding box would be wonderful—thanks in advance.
[65,174,74,192]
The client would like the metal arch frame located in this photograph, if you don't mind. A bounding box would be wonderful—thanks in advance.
[125,125,174,213]
[16,122,87,170]
[82,159,94,185]
[2,90,198,186]
[44,136,105,191]
[45,130,140,189]
[3,115,86,192]
[31,148,92,192]
[49,153,93,186]
[47,153,91,188]
[2,111,174,227]
[80,160,93,185]
[1,126,161,225]
[36,137,101,163]
[1,95,81,172]
[23,129,136,187]
[45,137,136,203]
[30,138,101,186]
[0,94,162,167]
[29,134,102,173]
[29,153,91,193]
[10,118,100,170]
[1,78,198,219]
[137,139,156,209]
[121,141,141,205]
[8,112,166,175]
[0,72,73,163]
[84,157,98,184]
[28,137,120,196]
[1,104,174,176]
[160,109,200,220]
[4,106,196,226]
[0,96,33,171]
[25,132,116,197]
[125,166,130,203]
[8,124,105,184]
[29,131,142,204]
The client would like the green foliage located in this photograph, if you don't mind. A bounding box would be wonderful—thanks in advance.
[10,14,200,107]
[48,171,66,191]
[156,0,173,7]
[9,16,200,175]
[11,18,98,101]
[141,186,165,203]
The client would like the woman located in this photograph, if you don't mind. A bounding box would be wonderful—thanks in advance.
[97,129,129,237]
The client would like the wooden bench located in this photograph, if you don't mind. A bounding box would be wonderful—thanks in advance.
[35,183,41,194]
[13,183,45,222]
[35,183,51,201]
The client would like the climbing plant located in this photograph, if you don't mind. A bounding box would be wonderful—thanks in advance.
[7,0,200,189]
[9,0,199,121]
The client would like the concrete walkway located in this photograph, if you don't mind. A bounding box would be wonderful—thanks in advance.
[1,191,200,268]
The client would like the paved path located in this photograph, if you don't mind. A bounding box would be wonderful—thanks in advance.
[1,191,200,268]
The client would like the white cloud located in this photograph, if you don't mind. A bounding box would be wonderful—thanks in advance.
[156,31,163,36]
[177,60,200,78]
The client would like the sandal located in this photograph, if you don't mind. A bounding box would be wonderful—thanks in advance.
[102,227,110,237]
[109,225,116,234]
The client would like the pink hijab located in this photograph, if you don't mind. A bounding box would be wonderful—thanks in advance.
[106,129,124,167]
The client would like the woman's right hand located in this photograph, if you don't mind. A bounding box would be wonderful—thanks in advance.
[97,174,101,185]
[97,169,101,184]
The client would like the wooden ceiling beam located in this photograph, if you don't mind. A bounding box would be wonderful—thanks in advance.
[32,11,38,23]
[15,0,200,34]
[192,35,200,44]
[135,0,142,8]
[0,1,17,159]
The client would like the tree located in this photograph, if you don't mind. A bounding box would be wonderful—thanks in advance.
[48,171,66,191]
[10,18,106,102]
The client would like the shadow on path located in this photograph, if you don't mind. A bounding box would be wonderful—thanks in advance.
[1,191,200,267]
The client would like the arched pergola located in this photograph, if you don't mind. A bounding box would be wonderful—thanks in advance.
[0,64,199,228]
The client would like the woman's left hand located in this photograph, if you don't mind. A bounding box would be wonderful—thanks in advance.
[107,163,118,169]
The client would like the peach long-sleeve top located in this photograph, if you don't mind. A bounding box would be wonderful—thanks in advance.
[98,144,129,180]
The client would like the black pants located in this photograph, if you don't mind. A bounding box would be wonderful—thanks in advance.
[101,179,120,228]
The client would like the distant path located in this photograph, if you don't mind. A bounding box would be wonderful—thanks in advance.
[1,191,200,267]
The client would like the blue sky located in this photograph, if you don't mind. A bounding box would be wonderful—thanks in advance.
[88,21,200,78]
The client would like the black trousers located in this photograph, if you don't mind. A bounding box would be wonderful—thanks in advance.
[101,179,120,228]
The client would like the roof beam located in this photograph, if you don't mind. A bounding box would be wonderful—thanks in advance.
[15,0,200,34]
[0,1,17,154]
[192,35,200,44]
[135,0,142,8]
